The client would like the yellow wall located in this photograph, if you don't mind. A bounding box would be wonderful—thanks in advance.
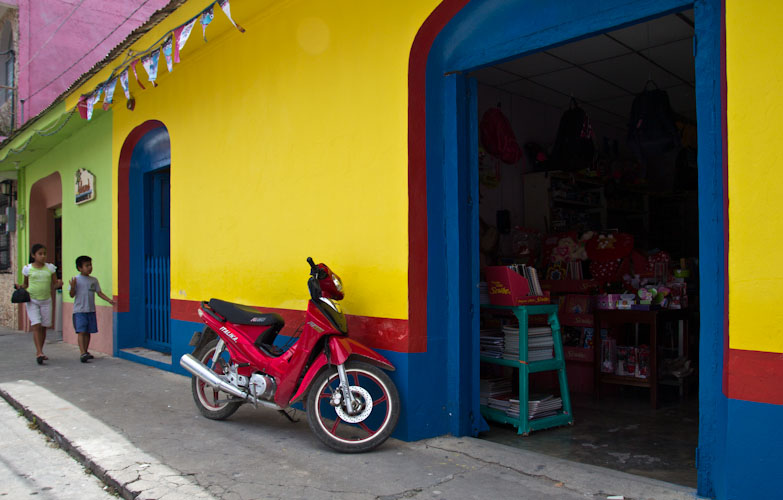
[69,0,441,319]
[726,1,783,353]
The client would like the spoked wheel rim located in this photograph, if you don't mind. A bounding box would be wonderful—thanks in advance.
[313,367,393,445]
[195,346,234,411]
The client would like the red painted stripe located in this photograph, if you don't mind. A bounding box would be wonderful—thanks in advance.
[171,299,411,353]
[727,349,783,405]
[408,0,470,353]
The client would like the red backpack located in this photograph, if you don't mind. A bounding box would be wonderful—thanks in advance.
[480,107,523,164]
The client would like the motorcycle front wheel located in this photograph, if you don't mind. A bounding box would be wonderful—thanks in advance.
[190,338,243,420]
[306,360,400,453]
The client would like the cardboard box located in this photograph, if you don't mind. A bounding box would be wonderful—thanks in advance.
[485,266,550,306]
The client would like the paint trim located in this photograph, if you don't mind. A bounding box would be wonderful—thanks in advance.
[407,0,471,354]
[171,299,412,353]
[727,349,783,405]
[117,120,166,313]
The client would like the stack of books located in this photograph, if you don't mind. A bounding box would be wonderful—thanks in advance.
[479,328,504,358]
[501,325,553,361]
[479,282,491,305]
[509,264,544,296]
[528,326,554,361]
[527,394,562,420]
[501,325,520,360]
[487,394,513,413]
[480,377,512,406]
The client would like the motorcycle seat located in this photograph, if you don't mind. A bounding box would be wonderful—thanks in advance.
[208,299,285,328]
[208,299,285,350]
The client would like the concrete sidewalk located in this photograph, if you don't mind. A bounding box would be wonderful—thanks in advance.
[0,328,702,500]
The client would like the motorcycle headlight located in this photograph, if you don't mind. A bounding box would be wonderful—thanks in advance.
[332,274,343,293]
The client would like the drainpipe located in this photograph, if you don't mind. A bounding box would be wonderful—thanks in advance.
[0,49,16,130]
[15,163,24,282]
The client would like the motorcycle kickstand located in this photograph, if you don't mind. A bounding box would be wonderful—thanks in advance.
[278,408,299,423]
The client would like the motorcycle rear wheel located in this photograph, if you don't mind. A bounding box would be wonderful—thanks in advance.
[191,339,243,420]
[306,360,400,453]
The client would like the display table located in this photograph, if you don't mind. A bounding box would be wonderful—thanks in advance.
[593,309,689,409]
[480,304,574,435]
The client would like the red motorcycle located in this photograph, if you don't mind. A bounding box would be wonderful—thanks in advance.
[180,258,400,452]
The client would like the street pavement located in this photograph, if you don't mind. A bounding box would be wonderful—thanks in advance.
[0,328,703,500]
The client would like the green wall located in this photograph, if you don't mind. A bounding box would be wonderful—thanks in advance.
[23,111,113,301]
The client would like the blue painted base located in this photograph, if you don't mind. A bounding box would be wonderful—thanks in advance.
[725,399,783,498]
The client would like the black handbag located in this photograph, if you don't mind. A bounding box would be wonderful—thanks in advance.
[11,287,30,303]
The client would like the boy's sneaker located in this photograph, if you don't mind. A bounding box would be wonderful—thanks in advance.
[85,352,94,360]
[80,353,90,363]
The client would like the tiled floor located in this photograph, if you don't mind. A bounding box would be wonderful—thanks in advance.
[479,386,698,488]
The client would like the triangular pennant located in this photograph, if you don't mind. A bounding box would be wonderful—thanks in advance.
[120,68,131,99]
[141,51,160,87]
[218,0,245,33]
[102,78,117,111]
[200,5,214,41]
[131,60,146,90]
[174,18,197,63]
[87,89,102,120]
[161,36,174,72]
[77,95,89,119]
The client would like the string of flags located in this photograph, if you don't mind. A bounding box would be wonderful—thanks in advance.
[78,0,245,120]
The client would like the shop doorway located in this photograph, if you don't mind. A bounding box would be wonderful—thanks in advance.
[416,0,724,495]
[470,10,699,487]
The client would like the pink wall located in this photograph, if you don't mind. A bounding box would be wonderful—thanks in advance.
[62,302,113,355]
[16,0,169,124]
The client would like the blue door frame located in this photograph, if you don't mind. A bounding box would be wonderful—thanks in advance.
[121,126,172,355]
[424,1,725,497]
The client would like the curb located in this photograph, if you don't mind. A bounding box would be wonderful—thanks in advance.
[0,385,131,499]
[0,381,216,500]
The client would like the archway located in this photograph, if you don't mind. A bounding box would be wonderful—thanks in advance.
[409,0,725,496]
[116,121,172,364]
[26,172,62,331]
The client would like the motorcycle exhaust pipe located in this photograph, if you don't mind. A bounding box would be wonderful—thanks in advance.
[180,354,281,410]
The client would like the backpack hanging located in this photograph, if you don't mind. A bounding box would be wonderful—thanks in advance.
[479,106,523,165]
[550,98,595,172]
[627,85,680,161]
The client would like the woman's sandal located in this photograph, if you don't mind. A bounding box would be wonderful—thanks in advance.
[36,356,45,365]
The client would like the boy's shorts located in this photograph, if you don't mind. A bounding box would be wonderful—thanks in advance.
[26,298,52,327]
[73,312,98,334]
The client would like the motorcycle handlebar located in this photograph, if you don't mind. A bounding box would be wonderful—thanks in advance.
[307,257,327,280]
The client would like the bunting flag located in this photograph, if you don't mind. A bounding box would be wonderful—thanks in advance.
[102,78,117,110]
[219,0,245,33]
[141,51,160,87]
[75,1,248,120]
[77,95,89,119]
[130,59,146,90]
[86,87,102,120]
[174,17,197,63]
[120,68,130,99]
[200,5,214,41]
[161,37,174,72]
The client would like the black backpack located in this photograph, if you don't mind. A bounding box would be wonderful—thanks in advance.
[627,86,680,161]
[551,98,595,172]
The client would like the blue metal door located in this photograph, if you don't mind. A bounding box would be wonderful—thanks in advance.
[143,169,170,352]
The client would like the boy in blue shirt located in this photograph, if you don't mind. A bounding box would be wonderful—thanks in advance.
[69,256,114,363]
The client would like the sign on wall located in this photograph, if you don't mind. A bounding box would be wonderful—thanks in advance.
[75,168,95,204]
